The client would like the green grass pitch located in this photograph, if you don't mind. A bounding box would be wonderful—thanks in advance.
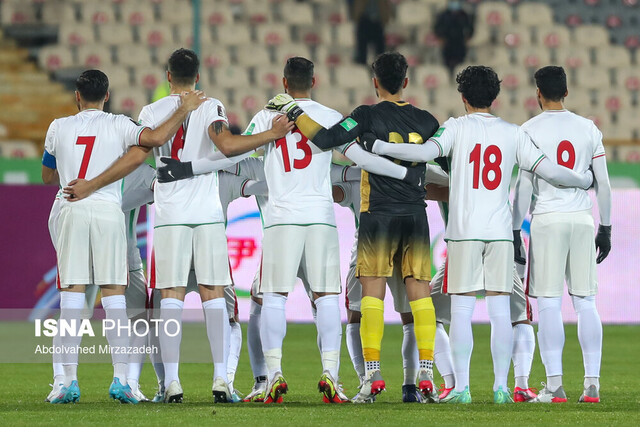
[2,323,639,425]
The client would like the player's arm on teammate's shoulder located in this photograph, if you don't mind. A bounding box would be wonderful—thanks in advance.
[265,94,366,150]
[138,90,207,148]
[512,169,534,265]
[591,125,612,263]
[208,115,293,157]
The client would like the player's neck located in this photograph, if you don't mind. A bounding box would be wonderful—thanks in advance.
[288,90,311,100]
[377,89,403,103]
[169,84,196,94]
[78,102,104,112]
[465,106,491,114]
[540,100,565,111]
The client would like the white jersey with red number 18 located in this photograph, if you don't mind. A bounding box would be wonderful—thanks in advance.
[522,109,605,215]
[432,113,546,241]
[138,95,228,227]
[244,99,340,228]
[44,109,147,205]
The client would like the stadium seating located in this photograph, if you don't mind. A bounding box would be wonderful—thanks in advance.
[1,0,638,155]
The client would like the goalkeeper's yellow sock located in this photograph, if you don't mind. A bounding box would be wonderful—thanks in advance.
[410,297,436,369]
[360,296,384,374]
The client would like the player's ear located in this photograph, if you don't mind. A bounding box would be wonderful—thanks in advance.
[563,89,568,99]
[167,71,172,84]
[283,77,288,92]
[402,77,408,89]
[311,76,316,89]
[104,91,110,103]
[372,77,379,89]
[195,73,200,84]
[75,91,80,103]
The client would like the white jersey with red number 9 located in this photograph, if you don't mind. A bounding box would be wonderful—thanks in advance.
[44,109,147,206]
[522,109,605,215]
[244,99,341,228]
[431,112,546,241]
[138,95,228,227]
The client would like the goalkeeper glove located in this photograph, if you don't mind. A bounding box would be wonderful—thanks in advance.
[156,157,193,183]
[265,94,304,122]
[402,166,425,188]
[595,224,611,264]
[513,230,526,265]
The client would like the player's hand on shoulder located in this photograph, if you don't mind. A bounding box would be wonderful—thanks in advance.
[595,224,611,264]
[63,179,96,202]
[265,93,295,112]
[156,157,194,183]
[269,115,295,139]
[179,90,207,112]
[512,230,526,265]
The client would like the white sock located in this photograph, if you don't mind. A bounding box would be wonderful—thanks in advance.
[486,295,512,392]
[148,306,164,388]
[402,323,419,385]
[345,322,365,380]
[312,305,322,353]
[127,314,147,388]
[434,322,455,389]
[314,295,341,379]
[59,292,85,387]
[512,323,535,390]
[449,295,475,392]
[102,294,129,385]
[227,321,242,390]
[260,293,287,380]
[537,297,564,390]
[572,295,602,384]
[202,297,230,381]
[248,300,267,378]
[52,336,63,382]
[160,298,183,389]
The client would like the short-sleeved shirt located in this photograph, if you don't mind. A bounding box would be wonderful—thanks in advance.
[138,95,228,227]
[44,109,146,205]
[345,101,440,214]
[244,99,339,228]
[432,113,546,241]
[522,109,605,215]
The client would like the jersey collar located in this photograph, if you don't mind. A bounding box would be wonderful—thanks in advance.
[469,112,496,118]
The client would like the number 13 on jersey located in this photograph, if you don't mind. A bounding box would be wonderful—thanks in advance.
[275,129,312,172]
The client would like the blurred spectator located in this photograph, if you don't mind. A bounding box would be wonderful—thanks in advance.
[435,1,474,76]
[352,0,391,65]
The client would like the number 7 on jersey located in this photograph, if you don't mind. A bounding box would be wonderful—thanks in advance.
[76,136,96,179]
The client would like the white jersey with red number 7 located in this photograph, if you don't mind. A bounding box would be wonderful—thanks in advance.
[521,109,605,215]
[244,99,342,228]
[44,109,147,205]
[431,112,546,241]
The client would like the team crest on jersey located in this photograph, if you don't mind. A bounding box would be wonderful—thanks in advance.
[433,127,445,138]
[218,105,227,120]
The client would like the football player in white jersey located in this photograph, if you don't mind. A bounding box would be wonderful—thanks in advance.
[360,65,594,403]
[134,49,292,404]
[42,69,204,404]
[512,66,612,403]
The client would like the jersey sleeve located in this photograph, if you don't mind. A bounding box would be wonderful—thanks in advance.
[516,127,546,172]
[116,115,148,148]
[591,122,606,159]
[236,157,266,181]
[428,118,456,157]
[208,99,230,126]
[296,105,369,150]
[333,181,356,208]
[43,120,57,157]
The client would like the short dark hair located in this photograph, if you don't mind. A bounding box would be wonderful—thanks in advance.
[534,66,567,102]
[284,57,314,92]
[168,48,200,86]
[455,65,501,108]
[371,52,408,95]
[75,69,109,102]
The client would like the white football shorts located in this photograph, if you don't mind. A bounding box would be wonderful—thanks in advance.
[260,224,341,294]
[152,223,231,289]
[528,210,597,298]
[56,200,127,287]
[444,240,513,294]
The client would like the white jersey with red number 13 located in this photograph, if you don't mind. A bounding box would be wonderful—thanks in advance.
[138,95,228,227]
[244,99,341,228]
[522,109,605,215]
[44,109,147,205]
[432,113,546,241]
